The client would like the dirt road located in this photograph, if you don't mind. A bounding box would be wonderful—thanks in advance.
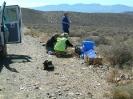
[0,35,110,99]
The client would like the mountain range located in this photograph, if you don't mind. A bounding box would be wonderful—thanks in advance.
[33,4,133,13]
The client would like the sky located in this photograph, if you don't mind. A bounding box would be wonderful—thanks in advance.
[0,0,133,8]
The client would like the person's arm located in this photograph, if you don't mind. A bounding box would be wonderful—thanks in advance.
[66,40,73,47]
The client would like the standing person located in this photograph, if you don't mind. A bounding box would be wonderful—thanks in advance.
[62,13,70,34]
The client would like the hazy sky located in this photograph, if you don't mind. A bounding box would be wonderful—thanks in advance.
[0,0,133,7]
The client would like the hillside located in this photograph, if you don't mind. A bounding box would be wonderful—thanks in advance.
[22,8,133,27]
[22,8,133,36]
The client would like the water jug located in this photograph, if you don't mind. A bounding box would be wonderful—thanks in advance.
[82,40,95,52]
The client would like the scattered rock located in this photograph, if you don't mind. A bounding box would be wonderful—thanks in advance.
[34,86,39,89]
[75,92,81,96]
[6,78,10,81]
[46,93,50,96]
[64,87,70,91]
[97,83,101,86]
[26,94,29,98]
[87,92,93,98]
[51,97,56,99]
[58,91,62,96]
[81,68,86,70]
[80,61,84,64]
[68,92,74,96]
[54,73,59,75]
[19,77,24,80]
[130,76,133,80]
[120,74,126,80]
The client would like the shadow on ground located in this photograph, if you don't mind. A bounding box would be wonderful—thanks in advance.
[0,54,32,73]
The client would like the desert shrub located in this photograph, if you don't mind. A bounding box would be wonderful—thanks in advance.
[111,44,132,66]
[70,31,83,37]
[106,67,119,83]
[112,83,133,99]
[82,36,109,46]
[94,36,109,45]
[98,43,133,68]
[91,32,99,36]
[70,26,86,37]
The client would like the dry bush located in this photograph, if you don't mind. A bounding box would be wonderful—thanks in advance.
[98,43,133,68]
[106,67,133,84]
[112,83,133,99]
[89,36,109,46]
[106,67,119,83]
[117,80,133,86]
[79,31,110,46]
[109,44,132,67]
[70,26,86,37]
[70,31,83,37]
[91,32,99,36]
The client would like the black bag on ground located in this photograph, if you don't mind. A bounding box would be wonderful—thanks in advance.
[75,45,82,55]
[43,60,54,71]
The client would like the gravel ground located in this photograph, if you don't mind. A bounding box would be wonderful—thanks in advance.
[0,35,111,99]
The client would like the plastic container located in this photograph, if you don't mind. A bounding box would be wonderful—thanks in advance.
[84,49,96,58]
[82,40,95,52]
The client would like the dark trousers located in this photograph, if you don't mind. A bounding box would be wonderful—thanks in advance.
[63,27,69,34]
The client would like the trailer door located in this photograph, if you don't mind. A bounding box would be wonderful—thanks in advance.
[4,5,22,44]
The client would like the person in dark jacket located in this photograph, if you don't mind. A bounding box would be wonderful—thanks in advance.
[46,33,59,54]
[62,13,70,34]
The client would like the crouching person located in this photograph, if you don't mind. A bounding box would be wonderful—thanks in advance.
[46,33,59,55]
[54,33,73,57]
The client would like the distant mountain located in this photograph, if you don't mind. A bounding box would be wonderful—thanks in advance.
[33,4,133,13]
[124,11,133,15]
